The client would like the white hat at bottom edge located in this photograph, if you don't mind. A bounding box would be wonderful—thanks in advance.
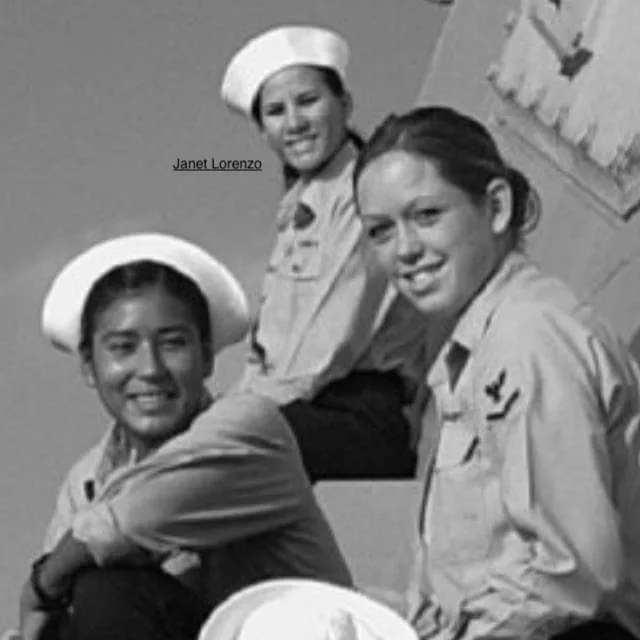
[198,578,418,640]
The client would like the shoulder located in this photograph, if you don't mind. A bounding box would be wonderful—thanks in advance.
[486,270,590,356]
[191,392,295,450]
[478,281,638,407]
[65,440,106,483]
[209,392,286,426]
[56,438,106,504]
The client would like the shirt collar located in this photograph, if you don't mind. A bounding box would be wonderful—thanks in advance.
[94,422,140,488]
[427,251,535,388]
[93,385,213,488]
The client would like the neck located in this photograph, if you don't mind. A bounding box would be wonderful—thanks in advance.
[298,134,350,183]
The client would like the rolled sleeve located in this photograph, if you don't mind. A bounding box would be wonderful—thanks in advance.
[71,501,136,565]
[70,394,308,563]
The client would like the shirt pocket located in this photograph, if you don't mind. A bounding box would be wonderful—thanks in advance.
[279,235,323,280]
[429,425,493,564]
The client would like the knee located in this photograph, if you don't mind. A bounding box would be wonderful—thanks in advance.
[71,568,128,620]
[68,566,208,640]
[70,567,150,639]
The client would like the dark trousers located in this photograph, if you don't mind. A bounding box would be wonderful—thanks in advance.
[552,621,638,639]
[280,371,416,482]
[60,567,209,640]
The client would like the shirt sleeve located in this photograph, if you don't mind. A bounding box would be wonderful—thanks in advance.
[43,474,78,553]
[444,306,626,639]
[71,394,311,565]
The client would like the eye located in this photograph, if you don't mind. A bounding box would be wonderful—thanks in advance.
[263,103,284,117]
[413,207,443,226]
[161,333,190,350]
[364,220,395,243]
[297,92,319,107]
[105,338,136,356]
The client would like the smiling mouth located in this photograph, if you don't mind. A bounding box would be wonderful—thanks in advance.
[398,261,445,288]
[286,136,316,153]
[129,391,176,410]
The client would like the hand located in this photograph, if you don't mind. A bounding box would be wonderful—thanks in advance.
[18,614,52,640]
[19,577,41,625]
[18,579,54,640]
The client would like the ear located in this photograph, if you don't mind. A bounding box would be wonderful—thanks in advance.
[485,178,513,236]
[79,351,97,389]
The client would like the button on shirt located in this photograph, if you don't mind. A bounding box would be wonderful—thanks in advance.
[238,142,429,405]
[410,252,640,639]
[50,393,353,606]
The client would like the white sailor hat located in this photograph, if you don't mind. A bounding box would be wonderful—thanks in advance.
[42,232,250,355]
[221,25,349,119]
[198,578,418,640]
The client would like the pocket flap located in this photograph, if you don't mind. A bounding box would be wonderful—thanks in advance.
[435,426,479,470]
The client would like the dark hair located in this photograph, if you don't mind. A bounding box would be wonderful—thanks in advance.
[79,260,212,357]
[353,106,540,239]
[252,66,363,191]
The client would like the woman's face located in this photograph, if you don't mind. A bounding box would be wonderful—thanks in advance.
[81,285,212,455]
[258,65,350,178]
[356,150,511,320]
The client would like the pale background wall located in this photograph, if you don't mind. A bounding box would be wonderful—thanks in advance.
[0,0,449,625]
[417,0,640,360]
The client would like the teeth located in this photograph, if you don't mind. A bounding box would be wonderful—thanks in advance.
[133,392,172,409]
[410,270,432,289]
[289,138,314,152]
[402,263,443,288]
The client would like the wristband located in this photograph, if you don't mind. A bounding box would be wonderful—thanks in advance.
[30,554,72,612]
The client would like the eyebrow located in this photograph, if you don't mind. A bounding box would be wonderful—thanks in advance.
[361,196,443,221]
[262,87,319,106]
[98,324,193,341]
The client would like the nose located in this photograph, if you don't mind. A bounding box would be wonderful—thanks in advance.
[396,222,423,263]
[137,340,166,377]
[284,105,307,132]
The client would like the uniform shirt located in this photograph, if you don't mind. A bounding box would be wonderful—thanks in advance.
[57,393,352,606]
[409,251,640,640]
[44,421,202,582]
[238,142,429,405]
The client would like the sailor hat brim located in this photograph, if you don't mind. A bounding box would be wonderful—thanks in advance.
[198,578,418,640]
[221,25,349,119]
[42,232,250,355]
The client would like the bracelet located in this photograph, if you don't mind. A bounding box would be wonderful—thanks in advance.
[30,554,72,612]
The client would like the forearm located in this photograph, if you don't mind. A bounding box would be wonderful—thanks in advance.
[76,395,304,560]
[38,532,93,598]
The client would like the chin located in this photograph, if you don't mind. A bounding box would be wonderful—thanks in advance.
[289,155,324,175]
[397,285,451,318]
[130,418,188,442]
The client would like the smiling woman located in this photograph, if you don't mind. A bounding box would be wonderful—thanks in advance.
[353,106,640,639]
[218,25,428,482]
[13,233,351,640]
